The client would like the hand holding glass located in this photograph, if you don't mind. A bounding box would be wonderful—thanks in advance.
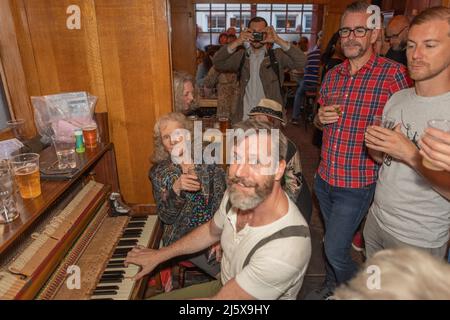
[371,115,396,129]
[422,119,450,171]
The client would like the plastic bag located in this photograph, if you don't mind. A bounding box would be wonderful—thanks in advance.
[31,92,97,143]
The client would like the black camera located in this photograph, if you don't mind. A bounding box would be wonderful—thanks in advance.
[252,32,264,42]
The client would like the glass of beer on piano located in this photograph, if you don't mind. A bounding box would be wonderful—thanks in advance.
[11,153,41,199]
[0,160,19,223]
[422,119,450,171]
[51,134,77,169]
[82,124,98,149]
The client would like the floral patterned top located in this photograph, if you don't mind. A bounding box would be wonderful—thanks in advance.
[149,161,226,246]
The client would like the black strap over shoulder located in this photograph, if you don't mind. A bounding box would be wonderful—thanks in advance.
[267,48,282,93]
[242,225,310,268]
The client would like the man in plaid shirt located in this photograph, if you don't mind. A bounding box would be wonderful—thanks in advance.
[307,1,412,300]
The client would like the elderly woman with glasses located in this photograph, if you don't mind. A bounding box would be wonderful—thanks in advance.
[149,112,226,279]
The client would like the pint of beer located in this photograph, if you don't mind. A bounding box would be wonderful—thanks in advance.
[11,153,41,199]
[83,125,98,148]
[219,117,230,133]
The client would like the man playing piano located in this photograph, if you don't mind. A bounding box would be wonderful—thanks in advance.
[125,119,312,299]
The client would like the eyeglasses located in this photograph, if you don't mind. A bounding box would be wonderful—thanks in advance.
[339,27,372,38]
[385,26,408,41]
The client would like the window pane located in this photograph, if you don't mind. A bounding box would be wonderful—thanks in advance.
[226,4,241,10]
[286,12,302,33]
[272,4,287,11]
[241,4,251,10]
[195,4,210,11]
[196,12,208,33]
[211,4,225,10]
[228,12,251,32]
[278,33,305,44]
[0,79,11,130]
[302,12,313,32]
[275,14,287,30]
[208,13,226,32]
[257,4,271,11]
[288,4,303,11]
[303,4,314,10]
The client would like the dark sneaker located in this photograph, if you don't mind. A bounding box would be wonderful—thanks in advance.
[291,118,299,125]
[304,286,334,300]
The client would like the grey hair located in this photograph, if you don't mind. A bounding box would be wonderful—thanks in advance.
[232,118,288,162]
[152,112,191,163]
[341,1,372,26]
[334,247,450,300]
[173,70,195,113]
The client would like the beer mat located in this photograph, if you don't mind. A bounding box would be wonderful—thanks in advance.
[40,161,80,180]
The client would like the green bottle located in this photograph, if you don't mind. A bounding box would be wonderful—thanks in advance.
[75,129,85,153]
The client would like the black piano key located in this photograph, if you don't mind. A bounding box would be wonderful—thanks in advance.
[130,217,148,222]
[126,222,145,228]
[123,228,143,232]
[118,240,138,246]
[99,278,122,284]
[95,286,120,291]
[113,249,132,255]
[103,271,125,276]
[112,253,128,259]
[120,234,140,239]
[105,264,125,269]
[93,290,118,296]
[100,275,124,281]
[122,232,142,237]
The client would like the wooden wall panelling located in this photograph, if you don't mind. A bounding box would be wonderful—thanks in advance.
[170,0,197,76]
[23,0,107,112]
[94,0,173,203]
[0,0,36,138]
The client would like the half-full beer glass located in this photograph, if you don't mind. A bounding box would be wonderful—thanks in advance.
[11,153,41,199]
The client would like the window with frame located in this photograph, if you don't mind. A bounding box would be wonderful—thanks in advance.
[195,3,319,50]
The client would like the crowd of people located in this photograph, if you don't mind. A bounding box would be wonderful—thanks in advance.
[124,1,450,300]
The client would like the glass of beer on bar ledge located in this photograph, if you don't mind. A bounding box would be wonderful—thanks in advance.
[82,124,98,148]
[11,153,41,199]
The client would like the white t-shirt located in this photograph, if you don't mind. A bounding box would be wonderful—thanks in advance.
[370,88,450,248]
[213,190,311,300]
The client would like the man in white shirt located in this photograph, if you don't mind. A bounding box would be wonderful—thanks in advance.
[125,119,311,299]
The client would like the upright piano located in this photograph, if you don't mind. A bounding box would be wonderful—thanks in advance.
[0,137,162,300]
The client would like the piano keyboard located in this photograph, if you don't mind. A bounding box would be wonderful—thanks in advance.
[90,215,158,300]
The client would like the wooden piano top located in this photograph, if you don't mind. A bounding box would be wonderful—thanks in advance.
[0,142,116,256]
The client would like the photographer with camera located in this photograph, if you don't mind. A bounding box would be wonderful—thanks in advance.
[213,17,306,123]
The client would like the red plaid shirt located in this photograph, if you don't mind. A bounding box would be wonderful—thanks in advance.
[318,54,412,188]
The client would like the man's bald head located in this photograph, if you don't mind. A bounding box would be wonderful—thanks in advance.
[386,15,410,50]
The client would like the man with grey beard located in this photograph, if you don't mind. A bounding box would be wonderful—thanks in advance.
[312,0,411,300]
[125,119,311,300]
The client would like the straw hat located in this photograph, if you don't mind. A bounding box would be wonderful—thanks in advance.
[248,98,285,124]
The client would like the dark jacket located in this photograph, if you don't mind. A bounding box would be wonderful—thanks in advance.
[213,44,306,123]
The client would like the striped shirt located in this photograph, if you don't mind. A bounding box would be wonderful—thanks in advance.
[317,54,412,188]
[303,45,321,89]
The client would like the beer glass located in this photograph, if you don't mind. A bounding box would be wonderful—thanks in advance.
[218,117,230,133]
[51,135,77,169]
[0,160,19,224]
[372,115,396,129]
[11,153,41,199]
[7,119,26,141]
[422,119,450,171]
[82,124,98,148]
